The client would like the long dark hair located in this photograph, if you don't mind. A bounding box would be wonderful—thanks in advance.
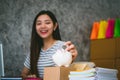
[30,10,61,77]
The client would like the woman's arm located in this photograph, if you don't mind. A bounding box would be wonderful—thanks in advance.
[21,67,37,79]
[21,67,30,79]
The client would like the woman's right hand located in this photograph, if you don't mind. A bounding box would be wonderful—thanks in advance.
[64,41,78,61]
[21,67,30,79]
[27,74,37,78]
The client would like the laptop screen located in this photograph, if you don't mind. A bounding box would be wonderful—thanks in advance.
[0,43,5,77]
[0,43,22,80]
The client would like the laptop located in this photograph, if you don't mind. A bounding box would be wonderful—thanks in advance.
[0,43,22,80]
[0,43,5,77]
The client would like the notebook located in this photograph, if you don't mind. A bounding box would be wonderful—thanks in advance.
[0,43,22,80]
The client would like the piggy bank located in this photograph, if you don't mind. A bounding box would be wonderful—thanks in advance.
[52,48,72,67]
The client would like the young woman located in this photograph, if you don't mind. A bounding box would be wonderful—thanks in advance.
[21,10,78,79]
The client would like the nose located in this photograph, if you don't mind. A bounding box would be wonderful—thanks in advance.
[41,23,46,28]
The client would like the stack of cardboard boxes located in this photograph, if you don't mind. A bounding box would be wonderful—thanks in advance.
[90,38,120,80]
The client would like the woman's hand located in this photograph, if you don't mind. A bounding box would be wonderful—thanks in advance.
[21,67,37,79]
[64,41,78,61]
[27,74,36,78]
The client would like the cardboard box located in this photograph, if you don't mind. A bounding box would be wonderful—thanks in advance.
[70,62,95,71]
[91,59,115,69]
[90,38,120,80]
[115,59,120,80]
[116,66,120,80]
[43,67,75,80]
[116,38,120,58]
[90,38,116,59]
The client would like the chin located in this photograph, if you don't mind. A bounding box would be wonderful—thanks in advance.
[40,35,49,39]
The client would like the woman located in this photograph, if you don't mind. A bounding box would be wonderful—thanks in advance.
[21,10,78,79]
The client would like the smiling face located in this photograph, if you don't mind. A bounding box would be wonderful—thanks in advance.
[36,14,57,39]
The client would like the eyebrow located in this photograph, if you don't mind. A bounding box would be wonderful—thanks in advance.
[36,20,52,23]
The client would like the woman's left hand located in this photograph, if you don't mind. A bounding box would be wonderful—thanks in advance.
[64,41,78,61]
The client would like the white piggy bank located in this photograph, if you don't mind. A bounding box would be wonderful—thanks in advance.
[52,49,72,67]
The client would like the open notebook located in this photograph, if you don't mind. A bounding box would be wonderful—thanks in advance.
[0,43,22,80]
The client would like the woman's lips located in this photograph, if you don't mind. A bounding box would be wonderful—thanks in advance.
[40,30,48,35]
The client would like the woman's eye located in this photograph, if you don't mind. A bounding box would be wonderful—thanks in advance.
[46,22,51,24]
[36,23,41,25]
